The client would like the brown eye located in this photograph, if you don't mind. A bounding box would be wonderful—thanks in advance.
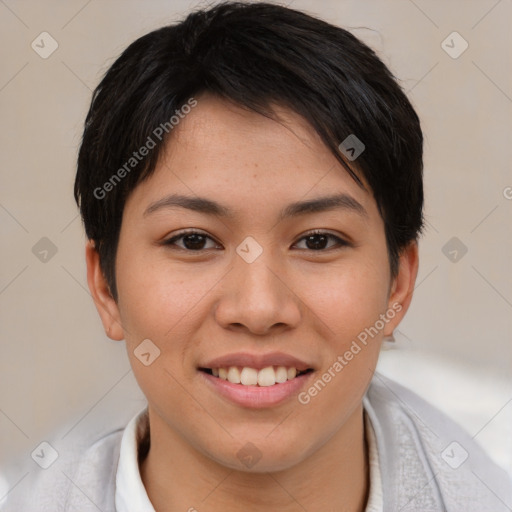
[163,230,219,251]
[294,231,349,251]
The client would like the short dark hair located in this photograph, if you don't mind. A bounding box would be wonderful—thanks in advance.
[74,1,424,301]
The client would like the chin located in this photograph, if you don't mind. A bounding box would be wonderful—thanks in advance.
[205,437,310,474]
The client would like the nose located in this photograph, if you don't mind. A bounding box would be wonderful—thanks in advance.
[214,249,302,336]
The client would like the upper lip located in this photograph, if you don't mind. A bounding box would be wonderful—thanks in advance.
[200,352,314,372]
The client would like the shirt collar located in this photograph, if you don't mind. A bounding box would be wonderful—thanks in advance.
[364,410,384,512]
[115,407,155,512]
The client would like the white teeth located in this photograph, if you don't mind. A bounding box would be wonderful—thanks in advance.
[240,367,258,386]
[275,366,288,383]
[227,366,241,384]
[257,366,276,387]
[212,365,306,386]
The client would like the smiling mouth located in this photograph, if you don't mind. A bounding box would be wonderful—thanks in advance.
[199,366,314,387]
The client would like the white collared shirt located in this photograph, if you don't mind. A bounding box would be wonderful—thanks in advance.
[115,408,383,512]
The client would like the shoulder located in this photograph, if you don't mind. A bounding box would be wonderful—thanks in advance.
[3,427,124,512]
[365,373,512,512]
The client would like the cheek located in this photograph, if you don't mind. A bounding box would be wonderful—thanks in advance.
[296,255,390,420]
[116,251,203,341]
[300,255,391,346]
[115,249,227,395]
[115,257,204,415]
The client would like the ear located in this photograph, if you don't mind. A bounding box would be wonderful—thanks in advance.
[383,241,419,336]
[85,240,124,341]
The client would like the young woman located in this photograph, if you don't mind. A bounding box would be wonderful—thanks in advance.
[7,2,511,511]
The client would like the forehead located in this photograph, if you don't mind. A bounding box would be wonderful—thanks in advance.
[124,94,379,225]
[169,94,352,173]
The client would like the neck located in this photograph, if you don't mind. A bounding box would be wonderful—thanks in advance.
[140,404,369,512]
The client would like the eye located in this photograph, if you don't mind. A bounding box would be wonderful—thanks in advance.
[293,230,349,251]
[162,230,220,251]
[162,229,349,252]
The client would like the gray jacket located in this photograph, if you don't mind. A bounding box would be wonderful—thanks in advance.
[3,374,512,511]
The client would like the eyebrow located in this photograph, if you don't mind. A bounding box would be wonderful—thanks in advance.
[143,192,367,220]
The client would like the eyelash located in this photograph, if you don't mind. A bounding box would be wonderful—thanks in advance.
[162,229,350,252]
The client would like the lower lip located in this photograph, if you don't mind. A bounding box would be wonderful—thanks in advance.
[199,371,314,408]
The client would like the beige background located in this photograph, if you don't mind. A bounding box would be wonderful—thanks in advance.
[1,0,511,501]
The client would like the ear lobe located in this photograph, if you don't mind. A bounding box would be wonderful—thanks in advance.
[384,241,419,336]
[85,240,124,341]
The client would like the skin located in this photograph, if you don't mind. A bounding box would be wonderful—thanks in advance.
[86,93,419,512]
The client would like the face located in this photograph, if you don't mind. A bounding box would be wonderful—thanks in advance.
[88,93,417,472]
